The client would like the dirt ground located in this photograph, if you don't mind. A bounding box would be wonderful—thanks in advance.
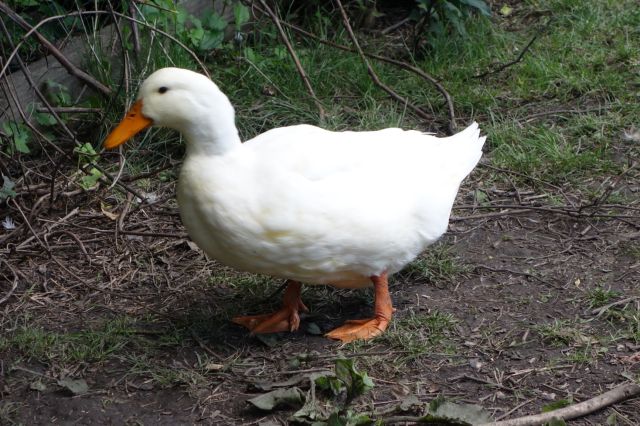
[1,158,638,425]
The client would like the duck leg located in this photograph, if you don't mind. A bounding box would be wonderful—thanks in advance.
[232,281,309,334]
[325,272,393,343]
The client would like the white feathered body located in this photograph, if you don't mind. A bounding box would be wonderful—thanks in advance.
[177,122,485,288]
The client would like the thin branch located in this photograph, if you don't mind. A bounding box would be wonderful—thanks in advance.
[474,21,550,79]
[268,15,456,133]
[0,9,210,80]
[0,0,111,96]
[256,0,325,120]
[480,382,640,426]
[334,0,436,127]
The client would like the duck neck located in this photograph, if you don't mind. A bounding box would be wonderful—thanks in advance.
[183,117,242,157]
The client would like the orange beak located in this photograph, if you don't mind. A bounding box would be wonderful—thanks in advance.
[103,100,153,149]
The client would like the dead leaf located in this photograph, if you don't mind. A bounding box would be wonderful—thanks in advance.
[57,377,88,395]
[247,387,305,411]
[100,203,119,221]
[30,380,47,392]
[204,363,224,371]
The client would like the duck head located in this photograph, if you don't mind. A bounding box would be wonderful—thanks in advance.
[104,67,240,155]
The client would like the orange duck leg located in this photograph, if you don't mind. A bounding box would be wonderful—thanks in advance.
[325,272,393,343]
[233,281,308,333]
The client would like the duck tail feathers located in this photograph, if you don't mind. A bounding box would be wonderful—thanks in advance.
[446,121,486,181]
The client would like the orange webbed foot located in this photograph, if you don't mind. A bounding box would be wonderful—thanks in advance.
[325,317,390,343]
[325,272,393,343]
[232,281,308,334]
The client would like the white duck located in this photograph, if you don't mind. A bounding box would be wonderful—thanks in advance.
[104,67,485,342]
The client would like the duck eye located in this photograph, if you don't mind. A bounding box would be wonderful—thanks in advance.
[158,86,169,94]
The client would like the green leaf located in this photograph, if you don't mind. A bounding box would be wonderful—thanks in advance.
[233,3,250,29]
[79,167,102,190]
[334,358,374,400]
[500,5,513,16]
[247,387,305,411]
[1,175,17,200]
[3,121,31,153]
[423,396,493,424]
[243,47,257,62]
[542,399,572,413]
[199,31,224,50]
[459,0,491,16]
[207,12,228,32]
[544,419,567,426]
[57,378,88,395]
[74,143,99,165]
[35,112,57,126]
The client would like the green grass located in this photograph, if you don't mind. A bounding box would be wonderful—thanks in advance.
[379,310,458,361]
[585,285,621,309]
[397,243,468,285]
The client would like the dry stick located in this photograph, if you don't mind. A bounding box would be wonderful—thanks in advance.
[4,37,147,203]
[0,1,111,96]
[35,107,102,113]
[273,17,456,134]
[334,0,435,127]
[16,207,80,250]
[0,10,210,80]
[479,382,640,426]
[0,258,19,305]
[474,20,550,79]
[256,0,325,120]
[591,296,640,319]
[128,1,141,56]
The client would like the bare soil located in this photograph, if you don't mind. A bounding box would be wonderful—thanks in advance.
[1,159,638,425]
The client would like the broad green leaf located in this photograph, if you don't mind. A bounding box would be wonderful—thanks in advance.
[234,3,250,29]
[460,0,492,16]
[247,387,305,411]
[207,12,228,32]
[199,31,224,50]
[35,112,57,126]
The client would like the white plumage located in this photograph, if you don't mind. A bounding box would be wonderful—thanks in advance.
[105,67,485,341]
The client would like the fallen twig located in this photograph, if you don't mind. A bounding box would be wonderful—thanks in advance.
[334,0,435,126]
[0,0,111,96]
[0,258,19,305]
[15,207,80,250]
[591,296,640,319]
[271,17,456,133]
[474,20,550,79]
[257,0,325,120]
[479,382,640,426]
